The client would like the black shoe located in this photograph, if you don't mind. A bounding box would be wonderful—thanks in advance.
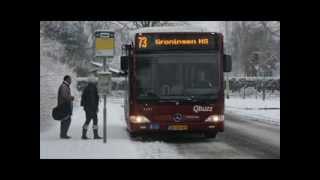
[60,135,71,139]
[82,127,89,140]
[94,135,102,139]
[81,136,90,140]
[93,129,102,139]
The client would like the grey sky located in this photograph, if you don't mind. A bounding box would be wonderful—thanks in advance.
[188,21,223,32]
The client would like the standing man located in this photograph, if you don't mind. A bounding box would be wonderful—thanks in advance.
[58,75,74,139]
[80,78,102,139]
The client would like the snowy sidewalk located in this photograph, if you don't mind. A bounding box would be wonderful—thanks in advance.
[40,97,184,159]
[40,97,141,158]
[225,97,280,126]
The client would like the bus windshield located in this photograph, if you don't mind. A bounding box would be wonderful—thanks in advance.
[136,53,220,101]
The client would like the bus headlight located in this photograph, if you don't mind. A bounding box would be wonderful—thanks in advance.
[129,115,150,124]
[205,115,224,123]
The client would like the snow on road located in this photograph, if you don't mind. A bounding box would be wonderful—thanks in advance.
[225,96,280,126]
[40,96,184,159]
[40,92,280,159]
[40,95,279,159]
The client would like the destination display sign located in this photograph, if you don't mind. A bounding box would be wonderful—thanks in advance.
[135,33,219,51]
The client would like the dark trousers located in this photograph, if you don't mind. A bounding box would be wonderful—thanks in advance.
[60,117,71,137]
[83,111,98,128]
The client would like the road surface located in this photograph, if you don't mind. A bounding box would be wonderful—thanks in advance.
[40,96,280,159]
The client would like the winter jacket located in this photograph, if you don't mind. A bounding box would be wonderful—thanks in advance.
[81,82,99,113]
[57,81,73,115]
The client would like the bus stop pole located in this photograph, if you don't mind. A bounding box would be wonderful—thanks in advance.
[103,94,106,143]
[103,57,107,143]
[226,73,230,99]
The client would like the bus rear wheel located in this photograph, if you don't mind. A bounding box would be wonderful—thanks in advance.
[204,132,217,139]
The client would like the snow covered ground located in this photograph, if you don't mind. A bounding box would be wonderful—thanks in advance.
[225,96,280,126]
[40,94,280,159]
[40,96,184,159]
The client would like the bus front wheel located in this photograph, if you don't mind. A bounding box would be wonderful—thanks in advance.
[128,131,139,138]
[204,132,217,139]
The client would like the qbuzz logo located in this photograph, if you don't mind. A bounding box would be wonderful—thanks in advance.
[193,105,213,113]
[173,113,183,122]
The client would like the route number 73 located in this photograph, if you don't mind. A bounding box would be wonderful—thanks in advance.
[138,36,148,48]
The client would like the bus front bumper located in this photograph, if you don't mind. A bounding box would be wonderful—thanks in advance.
[128,121,224,133]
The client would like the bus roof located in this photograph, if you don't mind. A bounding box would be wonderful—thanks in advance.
[129,26,219,42]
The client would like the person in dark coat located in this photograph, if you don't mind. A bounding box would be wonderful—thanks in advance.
[80,80,101,139]
[57,75,74,139]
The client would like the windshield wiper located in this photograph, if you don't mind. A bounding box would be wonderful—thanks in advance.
[138,91,160,100]
[180,94,219,102]
[159,99,180,103]
[146,92,159,98]
[181,96,203,103]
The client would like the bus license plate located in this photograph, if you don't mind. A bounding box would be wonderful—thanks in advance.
[150,123,160,130]
[168,125,188,131]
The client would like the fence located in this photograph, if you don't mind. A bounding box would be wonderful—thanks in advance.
[225,76,280,100]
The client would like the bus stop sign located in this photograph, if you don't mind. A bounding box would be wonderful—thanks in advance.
[97,71,112,95]
[95,31,115,57]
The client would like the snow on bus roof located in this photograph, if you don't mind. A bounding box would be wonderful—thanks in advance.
[133,26,210,33]
[129,26,217,42]
[95,29,114,32]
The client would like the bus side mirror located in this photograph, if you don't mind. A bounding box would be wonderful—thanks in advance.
[224,54,232,72]
[121,56,129,74]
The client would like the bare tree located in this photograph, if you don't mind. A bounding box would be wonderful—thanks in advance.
[228,21,280,76]
[260,21,280,38]
[131,21,190,29]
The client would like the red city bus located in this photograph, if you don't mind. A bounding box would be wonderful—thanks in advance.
[120,27,232,138]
